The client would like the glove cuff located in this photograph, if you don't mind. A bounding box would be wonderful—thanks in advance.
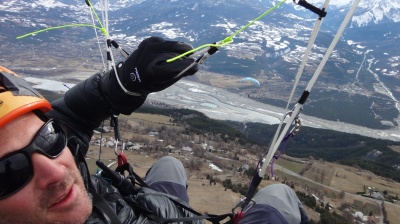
[114,62,146,97]
[100,69,147,115]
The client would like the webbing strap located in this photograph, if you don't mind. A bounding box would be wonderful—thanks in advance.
[167,196,233,224]
[295,0,327,17]
[91,190,123,224]
[123,192,233,224]
[242,164,262,209]
[270,0,330,155]
[124,195,232,224]
[259,0,361,180]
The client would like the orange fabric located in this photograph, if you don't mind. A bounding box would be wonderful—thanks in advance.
[0,66,18,75]
[0,92,51,127]
[0,66,52,127]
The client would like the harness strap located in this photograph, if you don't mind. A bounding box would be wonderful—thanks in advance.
[242,167,262,209]
[166,193,233,224]
[115,162,149,188]
[122,191,233,224]
[295,0,327,17]
[161,214,231,224]
[90,189,123,224]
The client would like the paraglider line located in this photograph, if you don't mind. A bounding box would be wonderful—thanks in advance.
[16,0,109,40]
[16,24,106,39]
[166,0,287,63]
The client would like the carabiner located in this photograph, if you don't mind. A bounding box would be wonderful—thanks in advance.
[232,198,256,214]
[290,117,302,136]
[284,111,302,136]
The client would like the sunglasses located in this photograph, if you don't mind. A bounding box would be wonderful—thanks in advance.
[0,119,67,199]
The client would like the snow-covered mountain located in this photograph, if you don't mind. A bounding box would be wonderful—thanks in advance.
[2,0,398,27]
[0,0,399,131]
[352,0,400,26]
[292,0,400,26]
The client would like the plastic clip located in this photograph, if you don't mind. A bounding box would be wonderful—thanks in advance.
[293,0,327,18]
[232,197,256,214]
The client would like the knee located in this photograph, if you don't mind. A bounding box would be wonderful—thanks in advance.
[146,156,187,184]
[159,156,182,164]
[265,183,291,190]
[258,183,293,196]
[156,156,185,170]
[249,184,304,224]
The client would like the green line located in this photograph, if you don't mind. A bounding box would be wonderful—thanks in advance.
[167,0,287,62]
[86,0,108,36]
[17,0,286,62]
[166,39,233,62]
[227,0,287,40]
[16,24,105,39]
[17,0,108,39]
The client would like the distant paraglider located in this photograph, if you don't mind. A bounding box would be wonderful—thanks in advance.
[240,77,260,87]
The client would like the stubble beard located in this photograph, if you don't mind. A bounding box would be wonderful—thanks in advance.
[0,169,92,224]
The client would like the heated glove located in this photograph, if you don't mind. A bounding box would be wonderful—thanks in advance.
[114,36,198,95]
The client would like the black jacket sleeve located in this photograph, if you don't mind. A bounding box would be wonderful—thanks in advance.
[46,69,147,155]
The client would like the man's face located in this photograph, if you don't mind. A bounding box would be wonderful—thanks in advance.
[0,113,92,223]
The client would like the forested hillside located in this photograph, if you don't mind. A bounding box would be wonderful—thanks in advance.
[137,105,400,182]
[240,122,400,182]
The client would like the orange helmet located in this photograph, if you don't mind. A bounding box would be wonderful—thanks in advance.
[0,66,52,128]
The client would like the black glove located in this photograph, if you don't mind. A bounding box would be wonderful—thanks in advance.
[116,36,198,95]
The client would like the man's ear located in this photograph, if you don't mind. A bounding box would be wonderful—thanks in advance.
[77,161,90,190]
[68,136,91,190]
[67,136,81,158]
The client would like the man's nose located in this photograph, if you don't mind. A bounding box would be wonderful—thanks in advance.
[31,151,66,189]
